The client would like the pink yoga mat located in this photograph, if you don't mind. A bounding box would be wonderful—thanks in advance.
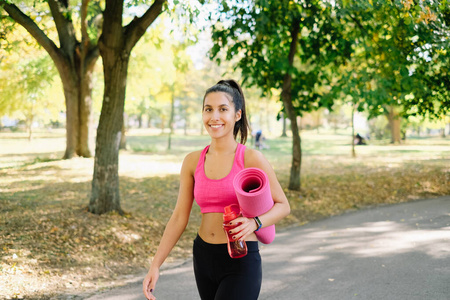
[233,167,275,244]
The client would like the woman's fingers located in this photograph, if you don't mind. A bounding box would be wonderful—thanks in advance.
[143,270,159,300]
[229,217,256,240]
[143,283,156,300]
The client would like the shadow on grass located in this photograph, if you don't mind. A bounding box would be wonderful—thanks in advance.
[0,153,64,170]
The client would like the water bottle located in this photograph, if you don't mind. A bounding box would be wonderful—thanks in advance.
[223,205,248,258]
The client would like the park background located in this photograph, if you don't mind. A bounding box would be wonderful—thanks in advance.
[1,0,449,299]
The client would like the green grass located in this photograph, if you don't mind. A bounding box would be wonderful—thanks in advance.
[127,133,211,154]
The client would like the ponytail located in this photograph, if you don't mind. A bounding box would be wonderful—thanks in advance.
[204,79,250,144]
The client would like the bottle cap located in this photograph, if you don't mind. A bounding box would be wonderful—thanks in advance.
[223,205,239,222]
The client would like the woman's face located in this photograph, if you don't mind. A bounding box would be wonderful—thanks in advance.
[202,92,242,140]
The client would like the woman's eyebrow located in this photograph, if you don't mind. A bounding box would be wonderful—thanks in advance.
[204,103,230,108]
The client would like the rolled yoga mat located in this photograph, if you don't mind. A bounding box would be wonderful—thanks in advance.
[233,167,275,244]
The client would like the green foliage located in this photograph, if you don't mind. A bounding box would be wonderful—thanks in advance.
[0,52,63,123]
[335,0,450,119]
[209,1,355,117]
[86,1,103,42]
[208,0,449,121]
[0,13,64,121]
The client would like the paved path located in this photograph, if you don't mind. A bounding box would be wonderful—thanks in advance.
[85,196,450,300]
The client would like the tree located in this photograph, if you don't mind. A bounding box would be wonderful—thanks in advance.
[0,17,67,134]
[88,0,166,214]
[0,53,61,139]
[337,0,450,143]
[209,0,353,190]
[0,0,103,158]
[401,0,450,119]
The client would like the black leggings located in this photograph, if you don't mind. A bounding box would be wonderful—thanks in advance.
[193,234,262,300]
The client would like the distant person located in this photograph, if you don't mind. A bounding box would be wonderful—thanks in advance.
[255,129,263,149]
[255,129,269,150]
[354,133,366,145]
[143,79,290,300]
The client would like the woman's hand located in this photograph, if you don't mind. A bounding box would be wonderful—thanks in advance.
[143,266,159,300]
[227,217,258,241]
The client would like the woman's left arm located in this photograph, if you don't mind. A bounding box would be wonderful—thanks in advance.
[232,148,291,241]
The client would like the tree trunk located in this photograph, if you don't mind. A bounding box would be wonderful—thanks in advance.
[351,103,356,158]
[314,110,321,133]
[89,0,165,215]
[120,114,127,150]
[147,115,152,128]
[89,52,128,215]
[387,106,402,144]
[60,58,98,158]
[168,89,175,150]
[26,115,33,141]
[77,62,96,157]
[138,114,143,128]
[160,115,166,134]
[281,112,287,137]
[60,67,81,158]
[281,17,301,191]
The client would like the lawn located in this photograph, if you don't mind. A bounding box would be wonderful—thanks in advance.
[1,128,449,299]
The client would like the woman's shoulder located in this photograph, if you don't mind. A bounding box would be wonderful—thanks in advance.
[181,148,204,172]
[244,147,267,168]
[185,149,203,162]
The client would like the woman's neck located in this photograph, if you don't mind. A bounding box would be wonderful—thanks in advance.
[208,136,238,155]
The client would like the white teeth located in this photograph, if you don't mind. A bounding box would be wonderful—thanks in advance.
[210,125,222,128]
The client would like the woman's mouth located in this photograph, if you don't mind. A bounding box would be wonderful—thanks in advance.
[210,124,223,128]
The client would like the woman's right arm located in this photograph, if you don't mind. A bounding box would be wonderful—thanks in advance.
[143,153,197,299]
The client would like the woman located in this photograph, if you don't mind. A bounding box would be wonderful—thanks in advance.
[143,79,290,300]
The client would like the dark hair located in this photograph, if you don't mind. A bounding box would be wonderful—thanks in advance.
[203,79,250,144]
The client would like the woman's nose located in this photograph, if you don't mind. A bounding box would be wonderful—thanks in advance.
[211,111,220,120]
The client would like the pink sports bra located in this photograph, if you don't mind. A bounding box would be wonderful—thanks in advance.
[193,143,246,213]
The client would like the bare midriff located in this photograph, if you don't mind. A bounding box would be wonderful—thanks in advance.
[198,212,258,244]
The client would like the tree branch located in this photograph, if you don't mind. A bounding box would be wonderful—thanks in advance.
[79,0,91,73]
[86,46,100,70]
[0,1,63,64]
[47,0,77,54]
[81,0,90,44]
[124,0,166,52]
[282,16,300,98]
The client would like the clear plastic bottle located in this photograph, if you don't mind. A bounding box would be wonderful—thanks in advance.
[223,205,248,258]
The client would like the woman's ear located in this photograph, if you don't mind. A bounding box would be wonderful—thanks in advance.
[235,109,242,122]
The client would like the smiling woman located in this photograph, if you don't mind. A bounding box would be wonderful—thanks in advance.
[202,80,250,145]
[202,92,241,142]
[142,79,291,300]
